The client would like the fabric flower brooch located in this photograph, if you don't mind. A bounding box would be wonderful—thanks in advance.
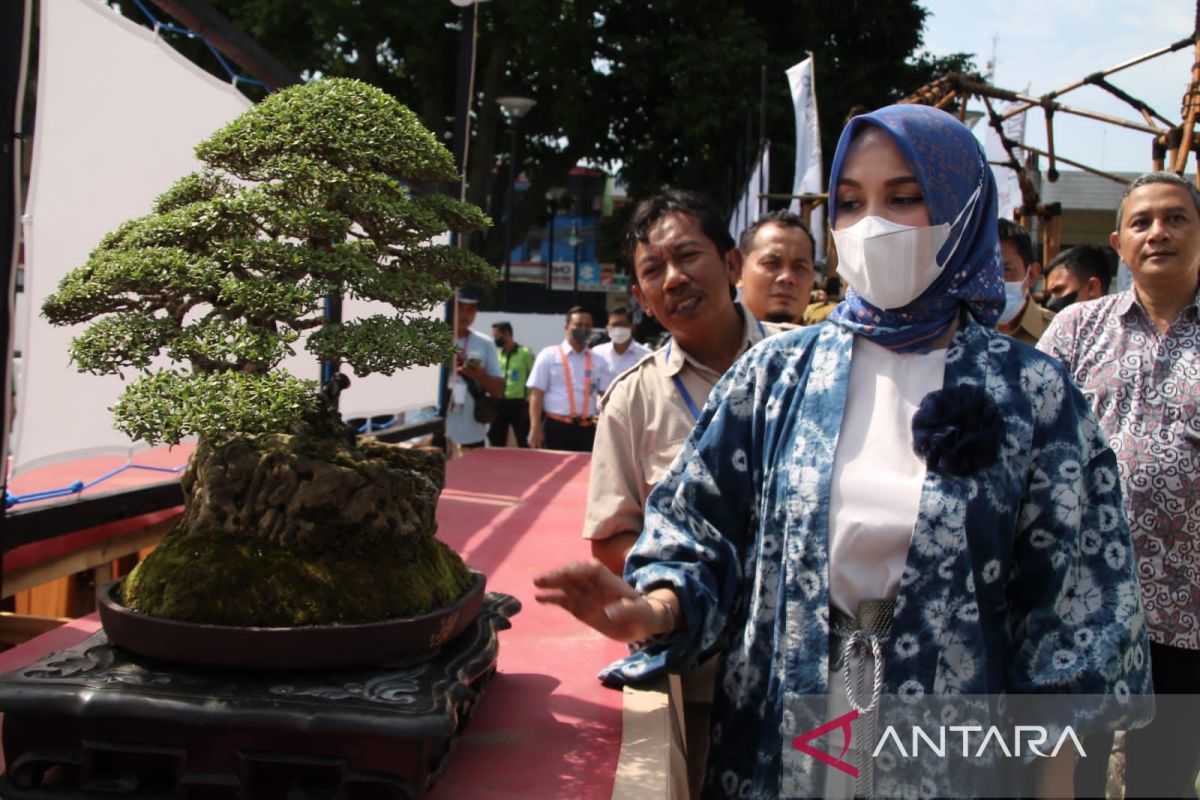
[911,384,1005,477]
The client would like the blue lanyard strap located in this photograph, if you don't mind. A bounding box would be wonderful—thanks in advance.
[664,341,701,421]
[663,319,765,422]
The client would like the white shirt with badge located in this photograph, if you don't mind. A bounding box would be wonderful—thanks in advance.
[527,341,611,418]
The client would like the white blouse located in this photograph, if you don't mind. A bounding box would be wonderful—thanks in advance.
[827,335,947,618]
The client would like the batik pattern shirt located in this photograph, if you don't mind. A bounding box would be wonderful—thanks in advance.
[601,319,1152,799]
[1039,287,1200,649]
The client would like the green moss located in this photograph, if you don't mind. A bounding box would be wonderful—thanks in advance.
[123,528,472,627]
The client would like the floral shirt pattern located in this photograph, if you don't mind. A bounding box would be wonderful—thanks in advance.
[1039,287,1200,649]
[602,319,1151,798]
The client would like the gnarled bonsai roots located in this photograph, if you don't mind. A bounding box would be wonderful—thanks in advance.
[122,433,471,627]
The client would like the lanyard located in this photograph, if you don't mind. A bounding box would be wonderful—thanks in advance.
[557,346,593,419]
[665,319,765,421]
[664,342,701,421]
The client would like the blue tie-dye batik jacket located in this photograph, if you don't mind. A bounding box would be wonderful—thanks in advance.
[600,318,1152,799]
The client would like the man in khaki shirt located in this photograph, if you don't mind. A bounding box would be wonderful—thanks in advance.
[996,219,1055,345]
[585,307,774,545]
[585,191,783,570]
[583,190,784,799]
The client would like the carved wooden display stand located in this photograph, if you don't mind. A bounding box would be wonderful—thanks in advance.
[0,593,519,799]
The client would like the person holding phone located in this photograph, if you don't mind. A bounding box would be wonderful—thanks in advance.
[446,287,503,451]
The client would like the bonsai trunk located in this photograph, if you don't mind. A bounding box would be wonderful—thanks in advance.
[122,434,471,627]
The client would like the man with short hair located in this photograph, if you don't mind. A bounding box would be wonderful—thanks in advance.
[736,210,815,325]
[1042,243,1112,311]
[996,218,1055,344]
[1039,171,1200,799]
[586,192,782,570]
[585,191,786,798]
[527,307,610,452]
[487,321,534,448]
[445,287,504,450]
[592,307,650,391]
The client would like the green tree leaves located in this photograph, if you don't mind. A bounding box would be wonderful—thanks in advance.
[112,370,323,445]
[307,316,457,376]
[196,78,458,182]
[185,0,974,267]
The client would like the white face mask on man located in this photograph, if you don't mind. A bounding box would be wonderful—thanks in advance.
[608,326,632,345]
[997,280,1027,325]
[832,185,980,311]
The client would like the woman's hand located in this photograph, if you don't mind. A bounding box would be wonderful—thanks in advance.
[533,561,680,643]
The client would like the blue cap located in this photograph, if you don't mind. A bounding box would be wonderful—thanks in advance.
[456,285,481,304]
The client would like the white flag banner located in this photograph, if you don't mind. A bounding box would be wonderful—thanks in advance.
[786,56,825,261]
[728,142,769,244]
[981,100,1027,220]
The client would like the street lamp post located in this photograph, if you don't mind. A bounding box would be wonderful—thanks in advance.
[544,187,566,304]
[496,95,536,308]
[438,0,487,451]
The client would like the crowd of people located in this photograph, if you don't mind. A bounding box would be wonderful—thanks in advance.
[523,104,1196,799]
[439,100,1195,798]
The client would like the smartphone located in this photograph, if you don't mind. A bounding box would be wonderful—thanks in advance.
[465,355,483,369]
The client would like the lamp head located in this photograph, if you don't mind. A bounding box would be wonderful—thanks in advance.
[496,96,537,122]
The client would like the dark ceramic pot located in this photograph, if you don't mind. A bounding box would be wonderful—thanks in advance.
[97,571,487,670]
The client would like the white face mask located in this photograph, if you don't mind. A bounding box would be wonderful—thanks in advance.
[608,326,632,345]
[831,184,980,311]
[997,280,1027,325]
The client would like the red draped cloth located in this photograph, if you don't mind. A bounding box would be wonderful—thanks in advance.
[0,448,625,798]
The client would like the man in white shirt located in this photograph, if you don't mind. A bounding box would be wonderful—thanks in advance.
[444,287,504,450]
[527,307,611,452]
[591,307,650,391]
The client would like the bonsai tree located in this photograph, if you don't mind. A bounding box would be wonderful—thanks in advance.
[42,78,496,627]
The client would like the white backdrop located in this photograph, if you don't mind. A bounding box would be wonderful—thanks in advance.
[11,0,445,470]
[13,0,251,472]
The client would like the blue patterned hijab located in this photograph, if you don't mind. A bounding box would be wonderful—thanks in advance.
[827,104,1003,352]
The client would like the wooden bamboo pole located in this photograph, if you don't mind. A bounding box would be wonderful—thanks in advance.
[1092,77,1172,128]
[980,95,1041,216]
[1044,109,1059,182]
[1042,212,1062,266]
[935,91,957,110]
[1001,36,1194,117]
[1171,6,1200,173]
[1017,143,1131,184]
[1013,97,1159,134]
[1153,133,1167,172]
[949,75,1161,134]
[145,0,300,90]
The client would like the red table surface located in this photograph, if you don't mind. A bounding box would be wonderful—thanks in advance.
[0,448,626,799]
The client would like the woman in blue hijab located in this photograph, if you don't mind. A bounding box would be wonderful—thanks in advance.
[535,105,1150,798]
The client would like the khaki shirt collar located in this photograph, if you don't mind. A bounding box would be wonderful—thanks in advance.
[1012,295,1052,341]
[663,304,766,379]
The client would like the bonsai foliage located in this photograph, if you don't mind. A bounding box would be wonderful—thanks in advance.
[43,78,495,445]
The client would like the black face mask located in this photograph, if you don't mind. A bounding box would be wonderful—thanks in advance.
[493,337,505,348]
[1044,292,1077,313]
